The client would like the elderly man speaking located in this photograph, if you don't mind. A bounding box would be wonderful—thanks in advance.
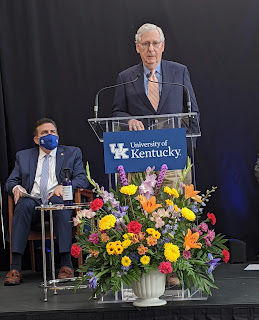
[111,23,200,187]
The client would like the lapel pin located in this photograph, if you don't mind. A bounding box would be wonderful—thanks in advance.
[61,153,64,156]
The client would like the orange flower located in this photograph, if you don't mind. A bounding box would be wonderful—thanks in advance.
[131,235,140,244]
[101,233,110,242]
[137,245,148,255]
[146,236,157,246]
[138,232,146,241]
[139,195,162,214]
[184,184,202,203]
[184,228,202,251]
[89,249,99,258]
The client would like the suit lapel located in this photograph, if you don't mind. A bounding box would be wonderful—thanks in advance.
[157,60,176,114]
[131,63,156,114]
[56,146,65,183]
[29,148,39,191]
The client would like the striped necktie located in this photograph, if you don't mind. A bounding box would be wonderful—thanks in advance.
[40,154,50,205]
[148,70,160,111]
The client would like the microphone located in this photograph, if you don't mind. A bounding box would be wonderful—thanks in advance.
[94,74,141,119]
[146,73,191,113]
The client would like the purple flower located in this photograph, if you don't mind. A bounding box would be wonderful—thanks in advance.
[89,233,99,244]
[183,250,191,260]
[114,206,128,218]
[205,253,221,273]
[129,253,140,261]
[179,182,184,189]
[115,218,126,231]
[117,165,128,186]
[155,164,168,192]
[121,265,132,274]
[88,272,97,290]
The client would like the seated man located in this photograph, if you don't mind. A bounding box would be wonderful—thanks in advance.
[4,118,88,285]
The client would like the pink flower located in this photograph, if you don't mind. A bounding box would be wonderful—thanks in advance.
[183,250,191,260]
[159,261,172,274]
[204,236,211,247]
[199,222,208,232]
[89,233,100,244]
[73,216,81,226]
[207,229,215,242]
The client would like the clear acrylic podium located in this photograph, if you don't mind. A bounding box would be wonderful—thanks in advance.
[88,112,201,188]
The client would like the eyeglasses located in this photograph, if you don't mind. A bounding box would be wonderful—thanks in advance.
[139,41,162,49]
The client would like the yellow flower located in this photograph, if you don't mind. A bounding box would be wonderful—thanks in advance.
[174,204,179,212]
[115,245,124,255]
[164,186,179,198]
[114,241,122,246]
[153,230,161,239]
[164,243,180,262]
[120,185,138,196]
[146,228,155,235]
[99,215,116,231]
[181,207,196,221]
[106,243,115,255]
[140,255,150,265]
[165,199,174,206]
[121,256,132,267]
[122,239,131,248]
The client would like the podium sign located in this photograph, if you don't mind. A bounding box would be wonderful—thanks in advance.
[103,128,187,174]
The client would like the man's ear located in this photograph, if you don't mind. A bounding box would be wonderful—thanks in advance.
[136,43,140,54]
[33,136,39,145]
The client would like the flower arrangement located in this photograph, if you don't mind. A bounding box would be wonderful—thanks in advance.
[73,160,229,300]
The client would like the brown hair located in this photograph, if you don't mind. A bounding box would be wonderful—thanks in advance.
[33,118,58,136]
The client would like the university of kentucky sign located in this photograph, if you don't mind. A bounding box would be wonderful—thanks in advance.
[103,128,187,174]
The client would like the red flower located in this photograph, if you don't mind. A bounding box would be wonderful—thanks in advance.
[222,249,230,263]
[71,244,82,258]
[90,198,103,211]
[159,261,172,274]
[207,212,216,225]
[127,221,142,234]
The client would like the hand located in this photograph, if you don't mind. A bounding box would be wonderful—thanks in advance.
[48,185,63,199]
[128,119,145,131]
[13,185,27,204]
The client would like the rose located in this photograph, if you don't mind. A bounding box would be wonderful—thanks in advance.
[71,244,81,258]
[90,198,103,211]
[127,221,142,234]
[158,261,172,274]
[207,212,216,225]
[222,249,230,263]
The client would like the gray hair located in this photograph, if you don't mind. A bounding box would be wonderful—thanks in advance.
[135,23,165,43]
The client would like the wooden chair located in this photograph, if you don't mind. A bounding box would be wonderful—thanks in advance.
[8,188,93,271]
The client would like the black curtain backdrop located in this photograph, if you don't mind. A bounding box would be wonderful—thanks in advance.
[0,0,259,269]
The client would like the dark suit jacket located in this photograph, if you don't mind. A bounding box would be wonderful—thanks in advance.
[112,59,199,118]
[111,59,200,150]
[5,145,88,195]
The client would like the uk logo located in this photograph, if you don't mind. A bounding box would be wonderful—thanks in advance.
[109,143,129,159]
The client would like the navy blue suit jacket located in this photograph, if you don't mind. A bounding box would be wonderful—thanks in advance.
[5,145,88,196]
[112,60,199,118]
[111,59,200,150]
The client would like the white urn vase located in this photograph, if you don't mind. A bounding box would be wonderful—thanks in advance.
[131,270,167,307]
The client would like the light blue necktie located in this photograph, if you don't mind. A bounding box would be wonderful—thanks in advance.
[40,154,50,205]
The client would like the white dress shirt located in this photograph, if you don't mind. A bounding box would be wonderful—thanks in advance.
[30,148,59,198]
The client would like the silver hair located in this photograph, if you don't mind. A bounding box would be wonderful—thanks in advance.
[135,23,165,43]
